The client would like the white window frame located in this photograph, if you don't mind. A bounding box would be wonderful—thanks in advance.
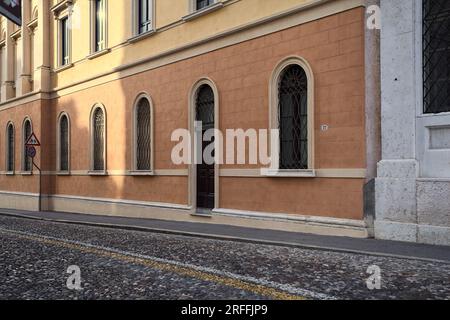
[132,0,155,37]
[57,112,71,174]
[183,0,223,21]
[5,122,15,175]
[58,14,71,67]
[0,40,4,102]
[131,92,154,175]
[190,0,216,12]
[90,0,108,54]
[52,0,73,70]
[264,56,315,178]
[21,117,33,174]
[89,103,107,175]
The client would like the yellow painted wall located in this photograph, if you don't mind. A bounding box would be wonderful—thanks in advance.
[51,0,314,89]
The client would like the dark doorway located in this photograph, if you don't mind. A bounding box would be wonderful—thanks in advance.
[195,84,215,213]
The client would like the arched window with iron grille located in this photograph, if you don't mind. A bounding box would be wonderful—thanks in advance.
[6,123,14,173]
[92,107,105,171]
[59,114,69,172]
[23,119,32,172]
[278,64,308,170]
[135,98,151,171]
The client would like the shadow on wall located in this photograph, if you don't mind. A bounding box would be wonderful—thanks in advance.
[111,0,191,211]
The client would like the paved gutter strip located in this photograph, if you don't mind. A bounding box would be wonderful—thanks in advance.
[1,210,449,265]
[0,227,338,300]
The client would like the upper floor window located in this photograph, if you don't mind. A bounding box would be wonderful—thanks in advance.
[184,0,223,21]
[138,0,153,34]
[423,0,450,114]
[0,40,4,101]
[90,105,106,172]
[93,0,107,52]
[58,113,70,172]
[133,95,153,171]
[196,0,215,11]
[22,119,33,172]
[6,123,14,173]
[60,16,70,66]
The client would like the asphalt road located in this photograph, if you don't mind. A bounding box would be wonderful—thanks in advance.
[0,215,449,300]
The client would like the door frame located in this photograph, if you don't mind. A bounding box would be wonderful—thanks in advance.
[188,77,220,214]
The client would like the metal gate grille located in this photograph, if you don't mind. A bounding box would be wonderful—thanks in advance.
[136,99,151,170]
[60,115,69,171]
[93,108,105,171]
[24,120,32,172]
[423,0,450,113]
[7,124,14,172]
[278,65,308,170]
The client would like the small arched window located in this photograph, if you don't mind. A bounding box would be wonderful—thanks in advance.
[195,84,215,129]
[59,114,70,172]
[134,97,152,171]
[278,64,309,170]
[6,123,14,173]
[91,106,106,171]
[22,119,32,172]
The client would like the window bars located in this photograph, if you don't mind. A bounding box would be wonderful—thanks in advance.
[423,0,450,113]
[93,108,105,171]
[278,65,308,170]
[7,124,14,172]
[60,115,69,171]
[23,120,32,172]
[136,99,151,171]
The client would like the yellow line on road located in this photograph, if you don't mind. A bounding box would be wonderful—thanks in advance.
[3,229,306,300]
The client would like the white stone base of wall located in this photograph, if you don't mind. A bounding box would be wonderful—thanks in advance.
[375,160,450,246]
[0,192,370,239]
[375,220,450,246]
[0,191,40,212]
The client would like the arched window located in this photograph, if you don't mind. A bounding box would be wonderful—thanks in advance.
[134,96,152,171]
[91,106,106,171]
[22,119,32,172]
[6,123,14,173]
[194,82,216,211]
[278,64,309,170]
[196,84,215,129]
[58,113,70,172]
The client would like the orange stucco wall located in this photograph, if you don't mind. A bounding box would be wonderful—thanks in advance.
[0,8,366,220]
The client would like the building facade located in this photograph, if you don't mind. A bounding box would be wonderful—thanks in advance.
[376,0,450,246]
[0,0,380,238]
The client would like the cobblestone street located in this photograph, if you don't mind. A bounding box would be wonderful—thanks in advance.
[0,215,449,300]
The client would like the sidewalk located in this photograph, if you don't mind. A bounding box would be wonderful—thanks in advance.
[0,208,449,264]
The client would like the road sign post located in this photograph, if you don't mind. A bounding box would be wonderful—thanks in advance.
[25,132,42,212]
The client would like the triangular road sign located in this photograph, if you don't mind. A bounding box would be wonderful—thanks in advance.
[25,132,41,147]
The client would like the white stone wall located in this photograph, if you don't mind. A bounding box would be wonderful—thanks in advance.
[376,0,450,246]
